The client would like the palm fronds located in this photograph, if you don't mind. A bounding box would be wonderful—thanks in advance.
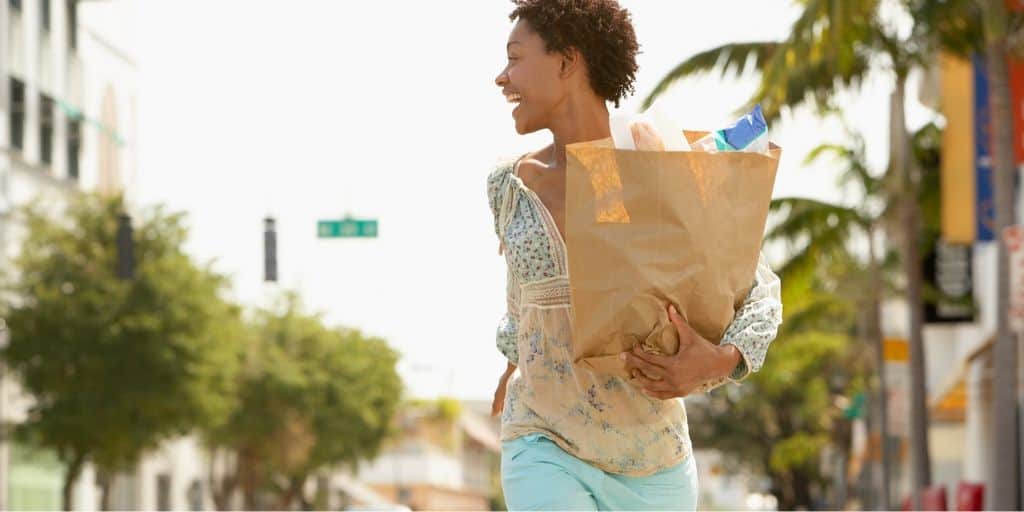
[641,42,780,110]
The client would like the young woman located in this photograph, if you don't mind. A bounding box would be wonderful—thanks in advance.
[488,1,782,509]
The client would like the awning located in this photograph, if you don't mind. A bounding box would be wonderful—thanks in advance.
[331,473,397,508]
[929,335,994,422]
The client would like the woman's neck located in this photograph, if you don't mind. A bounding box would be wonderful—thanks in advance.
[545,95,612,169]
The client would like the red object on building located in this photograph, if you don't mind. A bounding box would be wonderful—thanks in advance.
[956,481,985,511]
[923,486,948,511]
[901,486,948,511]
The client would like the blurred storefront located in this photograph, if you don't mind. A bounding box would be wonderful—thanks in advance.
[876,49,1024,508]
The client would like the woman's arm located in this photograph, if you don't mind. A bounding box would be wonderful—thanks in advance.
[492,360,517,417]
[492,266,521,415]
[488,163,521,415]
[697,252,783,392]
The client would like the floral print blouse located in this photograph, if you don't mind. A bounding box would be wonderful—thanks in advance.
[488,154,783,476]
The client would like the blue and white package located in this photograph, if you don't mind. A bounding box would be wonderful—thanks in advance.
[694,104,770,153]
[722,104,768,151]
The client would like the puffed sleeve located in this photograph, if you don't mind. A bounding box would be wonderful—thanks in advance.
[488,162,520,365]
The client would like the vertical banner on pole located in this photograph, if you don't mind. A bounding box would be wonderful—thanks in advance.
[973,54,996,241]
[940,53,977,243]
[1008,58,1024,165]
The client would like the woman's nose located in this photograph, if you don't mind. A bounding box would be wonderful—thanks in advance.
[495,70,508,87]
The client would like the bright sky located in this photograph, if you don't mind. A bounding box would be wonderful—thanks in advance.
[80,1,935,400]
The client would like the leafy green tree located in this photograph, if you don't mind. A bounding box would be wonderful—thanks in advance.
[688,256,864,510]
[202,293,403,510]
[768,122,945,507]
[764,125,895,506]
[0,194,242,510]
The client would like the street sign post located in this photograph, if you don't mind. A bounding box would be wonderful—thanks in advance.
[318,218,378,238]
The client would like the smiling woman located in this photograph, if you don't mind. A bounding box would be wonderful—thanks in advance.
[496,0,639,137]
[486,1,783,510]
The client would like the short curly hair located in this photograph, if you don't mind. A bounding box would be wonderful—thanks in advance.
[509,0,640,108]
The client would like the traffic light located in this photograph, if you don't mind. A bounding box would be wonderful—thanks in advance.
[116,213,134,280]
[264,217,277,282]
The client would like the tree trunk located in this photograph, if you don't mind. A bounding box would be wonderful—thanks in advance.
[276,474,308,511]
[893,75,932,510]
[307,474,328,511]
[207,449,236,511]
[97,469,112,511]
[298,477,315,512]
[983,6,1022,507]
[777,472,797,512]
[62,450,86,512]
[867,231,893,510]
[791,467,816,510]
[239,449,260,511]
[298,493,313,511]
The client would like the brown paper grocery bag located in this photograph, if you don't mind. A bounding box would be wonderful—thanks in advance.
[565,132,781,379]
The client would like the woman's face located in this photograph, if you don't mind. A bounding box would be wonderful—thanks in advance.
[495,20,568,135]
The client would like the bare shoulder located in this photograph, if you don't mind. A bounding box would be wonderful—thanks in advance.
[516,145,555,181]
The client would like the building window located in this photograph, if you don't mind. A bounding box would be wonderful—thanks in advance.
[9,78,25,151]
[9,0,21,12]
[67,118,81,180]
[66,0,77,50]
[40,0,50,32]
[40,94,54,165]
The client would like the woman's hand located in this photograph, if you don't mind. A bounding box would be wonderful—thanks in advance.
[621,304,742,399]
[491,362,517,416]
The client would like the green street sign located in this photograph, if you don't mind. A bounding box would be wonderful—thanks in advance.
[318,218,378,238]
[843,392,866,420]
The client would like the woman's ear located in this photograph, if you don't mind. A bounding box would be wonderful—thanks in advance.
[559,47,582,78]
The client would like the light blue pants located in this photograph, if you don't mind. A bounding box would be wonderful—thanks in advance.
[501,433,699,511]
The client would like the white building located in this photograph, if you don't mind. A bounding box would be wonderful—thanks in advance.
[0,0,141,509]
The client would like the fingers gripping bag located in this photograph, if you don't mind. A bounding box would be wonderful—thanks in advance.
[566,104,781,379]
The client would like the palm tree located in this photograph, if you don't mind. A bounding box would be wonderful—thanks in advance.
[978,0,1022,507]
[766,129,896,508]
[642,2,942,506]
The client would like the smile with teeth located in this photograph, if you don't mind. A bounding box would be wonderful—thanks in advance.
[506,93,522,103]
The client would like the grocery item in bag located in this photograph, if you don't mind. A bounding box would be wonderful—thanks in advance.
[610,98,690,152]
[691,104,769,153]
